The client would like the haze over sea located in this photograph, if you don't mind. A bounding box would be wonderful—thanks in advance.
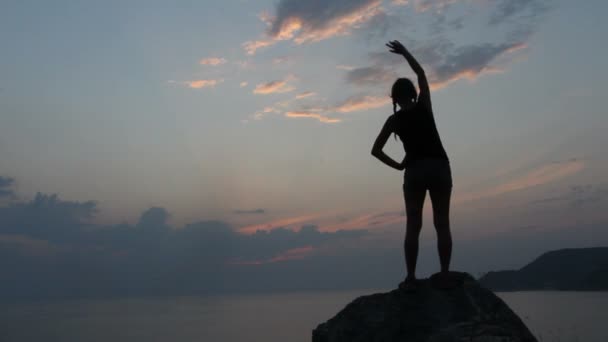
[1,291,607,342]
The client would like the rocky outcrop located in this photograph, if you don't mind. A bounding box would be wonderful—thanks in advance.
[312,272,536,342]
[479,247,608,291]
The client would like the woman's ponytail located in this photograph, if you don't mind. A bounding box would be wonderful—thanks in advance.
[393,100,399,141]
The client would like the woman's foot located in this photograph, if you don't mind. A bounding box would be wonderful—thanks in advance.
[398,276,419,292]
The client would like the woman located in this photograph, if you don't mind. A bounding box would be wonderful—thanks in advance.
[371,40,453,291]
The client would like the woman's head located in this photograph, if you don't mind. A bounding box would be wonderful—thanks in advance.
[391,78,417,111]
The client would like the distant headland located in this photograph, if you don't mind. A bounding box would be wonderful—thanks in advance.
[479,247,608,291]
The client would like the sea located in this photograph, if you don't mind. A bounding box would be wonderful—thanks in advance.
[1,290,606,342]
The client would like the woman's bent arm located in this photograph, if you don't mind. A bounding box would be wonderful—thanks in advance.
[371,116,404,171]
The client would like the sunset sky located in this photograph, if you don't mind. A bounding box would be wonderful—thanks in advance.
[1,0,607,295]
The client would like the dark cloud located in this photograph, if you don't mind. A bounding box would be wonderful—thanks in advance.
[489,0,550,26]
[269,0,382,39]
[0,193,97,242]
[234,208,266,215]
[569,185,608,207]
[359,9,405,42]
[447,16,464,30]
[368,51,406,66]
[530,184,608,208]
[0,189,367,298]
[0,176,15,199]
[348,39,523,89]
[344,0,554,90]
[2,175,606,299]
[242,0,383,53]
[430,42,522,86]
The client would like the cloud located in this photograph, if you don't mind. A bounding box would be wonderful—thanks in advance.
[229,245,314,265]
[428,42,527,89]
[285,111,341,123]
[244,0,384,54]
[322,210,405,232]
[186,79,223,89]
[346,0,549,90]
[251,99,293,120]
[235,60,254,70]
[0,234,61,257]
[0,186,369,298]
[234,209,266,215]
[199,57,227,66]
[568,185,608,207]
[489,0,550,26]
[295,91,316,99]
[243,39,275,56]
[336,64,356,71]
[457,159,585,203]
[2,177,608,298]
[345,66,398,86]
[239,213,325,233]
[254,93,391,124]
[0,176,15,198]
[350,39,527,91]
[253,76,297,95]
[272,56,292,65]
[333,95,391,113]
[412,0,459,13]
[253,105,281,120]
[530,184,608,209]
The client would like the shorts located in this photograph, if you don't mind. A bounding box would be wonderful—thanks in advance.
[403,158,452,193]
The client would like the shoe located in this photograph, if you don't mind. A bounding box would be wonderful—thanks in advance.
[398,278,419,292]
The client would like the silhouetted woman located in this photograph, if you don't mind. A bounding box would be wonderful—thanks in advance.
[372,40,452,290]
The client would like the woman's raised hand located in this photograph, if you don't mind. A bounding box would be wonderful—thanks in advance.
[386,40,407,56]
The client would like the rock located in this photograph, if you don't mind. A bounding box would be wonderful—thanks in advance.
[312,272,537,342]
[479,247,608,291]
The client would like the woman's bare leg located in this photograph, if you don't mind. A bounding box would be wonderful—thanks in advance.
[429,186,452,273]
[404,188,426,279]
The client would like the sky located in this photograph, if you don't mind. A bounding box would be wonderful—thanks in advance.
[1,0,608,297]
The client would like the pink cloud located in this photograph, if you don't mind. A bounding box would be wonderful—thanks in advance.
[253,94,391,124]
[428,42,528,90]
[243,39,275,56]
[243,0,383,55]
[333,95,391,113]
[228,246,313,265]
[285,111,341,123]
[295,91,316,99]
[456,159,585,203]
[253,76,297,95]
[185,79,223,89]
[228,245,314,265]
[199,57,227,66]
[239,213,322,234]
[321,210,405,232]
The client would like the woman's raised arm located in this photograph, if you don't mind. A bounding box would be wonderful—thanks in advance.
[386,40,431,109]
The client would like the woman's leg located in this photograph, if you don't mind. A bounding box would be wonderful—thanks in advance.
[403,185,426,280]
[429,184,452,273]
